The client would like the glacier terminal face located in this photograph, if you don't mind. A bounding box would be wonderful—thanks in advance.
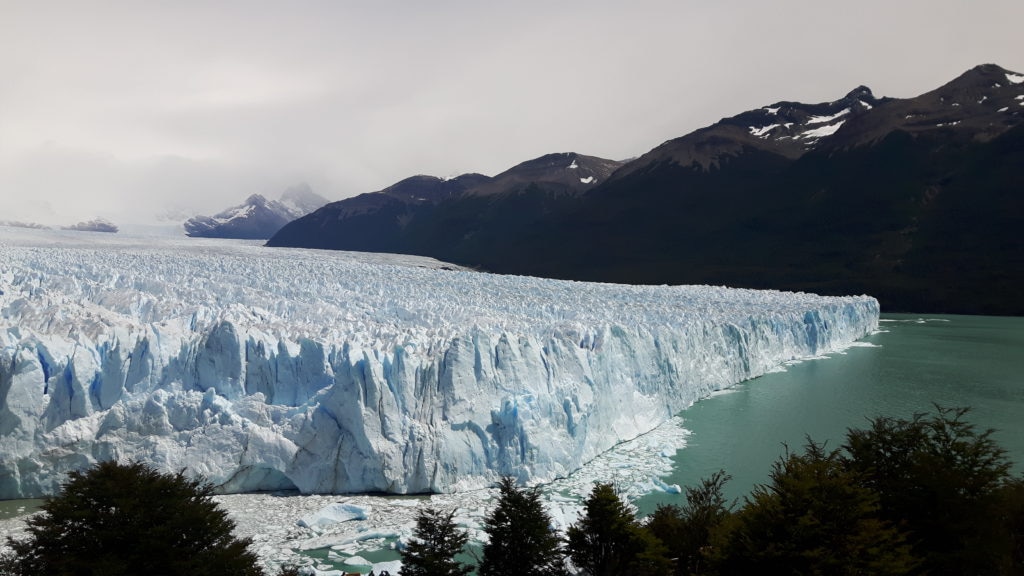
[0,227,879,499]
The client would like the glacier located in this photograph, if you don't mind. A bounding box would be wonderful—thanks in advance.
[0,226,879,499]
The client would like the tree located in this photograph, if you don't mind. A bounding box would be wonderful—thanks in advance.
[711,441,917,576]
[844,406,1016,576]
[478,477,564,576]
[566,483,669,576]
[399,507,472,576]
[3,460,265,576]
[645,470,733,576]
[995,475,1024,575]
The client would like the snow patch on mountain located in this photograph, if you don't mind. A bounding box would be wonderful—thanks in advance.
[800,119,846,140]
[185,185,328,239]
[749,124,781,138]
[806,108,850,124]
[0,228,879,500]
[1006,73,1024,84]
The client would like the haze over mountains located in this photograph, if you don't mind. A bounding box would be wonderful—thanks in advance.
[268,64,1024,315]
[184,184,328,239]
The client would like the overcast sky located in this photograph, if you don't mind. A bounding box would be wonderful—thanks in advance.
[2,0,1022,226]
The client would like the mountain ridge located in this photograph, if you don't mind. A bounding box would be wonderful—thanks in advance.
[268,64,1024,315]
[185,184,328,239]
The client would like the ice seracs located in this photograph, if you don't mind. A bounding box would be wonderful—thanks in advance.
[0,227,879,500]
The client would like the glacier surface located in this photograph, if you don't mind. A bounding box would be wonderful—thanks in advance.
[0,227,879,499]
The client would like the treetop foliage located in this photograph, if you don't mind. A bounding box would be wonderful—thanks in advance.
[2,460,264,576]
[399,507,471,576]
[478,477,564,576]
[566,482,669,576]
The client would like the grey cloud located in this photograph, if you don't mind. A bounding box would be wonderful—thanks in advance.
[1,0,1022,226]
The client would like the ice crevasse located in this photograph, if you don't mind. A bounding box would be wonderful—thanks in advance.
[0,229,879,499]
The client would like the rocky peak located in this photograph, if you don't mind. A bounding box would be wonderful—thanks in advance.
[844,85,874,100]
[469,152,625,196]
[817,63,1024,150]
[243,194,270,207]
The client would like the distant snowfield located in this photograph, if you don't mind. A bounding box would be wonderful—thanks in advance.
[1,226,879,573]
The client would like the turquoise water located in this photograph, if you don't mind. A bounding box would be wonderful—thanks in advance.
[636,313,1024,512]
[0,499,42,520]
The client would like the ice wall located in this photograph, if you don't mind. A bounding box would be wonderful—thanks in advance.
[0,229,879,499]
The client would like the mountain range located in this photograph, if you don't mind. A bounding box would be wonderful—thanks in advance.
[185,183,327,239]
[268,64,1024,315]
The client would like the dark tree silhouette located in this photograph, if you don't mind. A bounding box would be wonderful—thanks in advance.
[478,477,564,576]
[711,441,918,576]
[844,406,1016,576]
[399,507,472,576]
[645,470,733,576]
[3,460,264,576]
[566,483,669,576]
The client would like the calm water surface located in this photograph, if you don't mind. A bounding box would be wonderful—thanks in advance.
[637,313,1024,513]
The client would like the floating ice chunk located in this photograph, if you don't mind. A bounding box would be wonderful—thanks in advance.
[374,560,403,574]
[651,477,682,494]
[298,503,371,529]
[343,555,372,568]
[1006,73,1024,84]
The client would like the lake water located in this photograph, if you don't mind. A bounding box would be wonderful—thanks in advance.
[637,313,1024,512]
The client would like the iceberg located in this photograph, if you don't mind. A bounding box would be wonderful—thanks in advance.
[0,227,879,499]
[298,503,371,529]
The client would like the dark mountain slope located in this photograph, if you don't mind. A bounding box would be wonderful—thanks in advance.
[267,173,491,252]
[267,153,624,254]
[268,64,1024,314]
[512,124,1024,314]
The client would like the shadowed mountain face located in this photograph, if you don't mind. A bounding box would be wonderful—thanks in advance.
[269,64,1024,315]
[267,153,625,253]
